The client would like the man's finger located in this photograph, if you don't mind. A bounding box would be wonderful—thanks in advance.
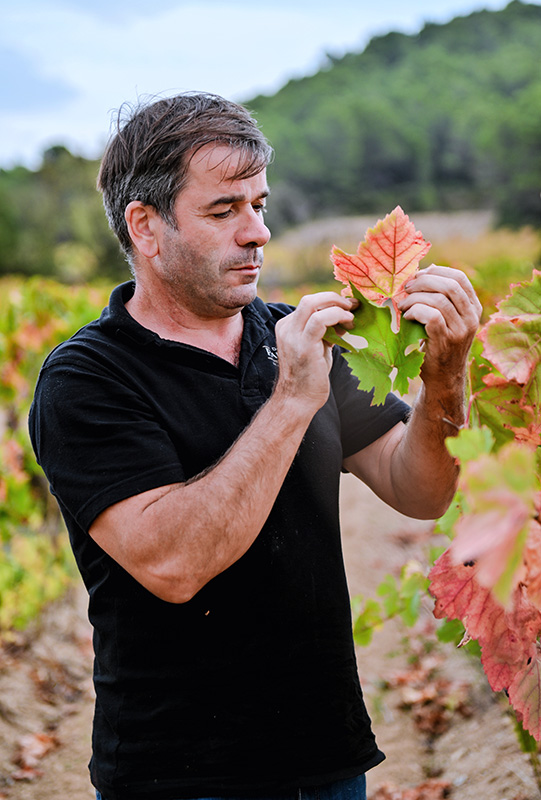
[292,293,357,326]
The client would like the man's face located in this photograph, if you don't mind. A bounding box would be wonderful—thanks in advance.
[154,144,271,319]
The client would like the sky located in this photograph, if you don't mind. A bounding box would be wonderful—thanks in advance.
[0,0,535,169]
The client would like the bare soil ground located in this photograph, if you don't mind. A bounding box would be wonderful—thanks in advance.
[0,474,539,799]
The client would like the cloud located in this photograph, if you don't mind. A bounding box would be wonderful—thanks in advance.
[0,0,517,167]
[0,44,76,112]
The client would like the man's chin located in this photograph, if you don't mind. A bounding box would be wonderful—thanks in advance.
[231,271,260,296]
[237,283,259,303]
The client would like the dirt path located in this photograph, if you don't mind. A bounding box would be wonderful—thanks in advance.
[340,473,539,799]
[0,475,539,799]
[0,586,95,800]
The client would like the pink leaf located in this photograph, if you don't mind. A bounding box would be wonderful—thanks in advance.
[478,316,541,385]
[512,418,541,450]
[330,206,431,328]
[450,490,531,595]
[429,551,541,694]
[508,642,541,740]
[480,586,541,693]
[429,549,495,633]
[523,519,541,609]
[477,270,541,398]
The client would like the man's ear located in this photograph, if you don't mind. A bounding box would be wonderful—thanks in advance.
[125,201,162,258]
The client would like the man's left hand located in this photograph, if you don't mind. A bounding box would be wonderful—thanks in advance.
[397,264,482,388]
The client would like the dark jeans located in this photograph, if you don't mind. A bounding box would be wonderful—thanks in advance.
[95,773,367,800]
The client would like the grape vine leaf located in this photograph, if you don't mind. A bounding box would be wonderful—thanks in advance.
[429,549,494,639]
[451,496,531,605]
[447,441,539,606]
[495,269,541,317]
[524,520,541,609]
[331,205,431,329]
[445,426,495,463]
[508,643,541,741]
[470,374,534,450]
[340,286,426,405]
[352,597,383,646]
[480,586,541,696]
[429,551,541,694]
[457,439,539,500]
[479,270,541,407]
[469,318,540,450]
[514,418,541,450]
[480,316,541,388]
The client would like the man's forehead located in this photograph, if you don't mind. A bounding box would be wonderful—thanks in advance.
[189,143,265,185]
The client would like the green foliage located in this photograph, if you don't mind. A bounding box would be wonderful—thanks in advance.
[0,531,75,631]
[1,5,540,280]
[248,1,541,233]
[0,146,126,280]
[349,263,541,742]
[435,617,465,644]
[445,426,495,461]
[435,618,482,657]
[514,713,540,754]
[341,289,426,405]
[352,563,429,646]
[0,277,110,634]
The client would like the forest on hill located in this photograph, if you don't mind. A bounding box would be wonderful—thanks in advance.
[248,0,541,234]
[0,0,539,280]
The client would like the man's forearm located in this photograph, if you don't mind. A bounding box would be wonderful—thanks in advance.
[389,382,464,519]
[92,386,318,603]
[89,292,360,601]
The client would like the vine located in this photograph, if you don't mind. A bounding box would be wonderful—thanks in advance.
[0,277,109,634]
[333,210,541,769]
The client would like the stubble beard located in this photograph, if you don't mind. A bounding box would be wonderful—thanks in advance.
[161,234,264,317]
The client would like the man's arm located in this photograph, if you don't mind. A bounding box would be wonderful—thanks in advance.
[343,265,482,519]
[89,292,357,603]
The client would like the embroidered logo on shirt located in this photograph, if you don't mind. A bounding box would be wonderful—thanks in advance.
[263,345,279,365]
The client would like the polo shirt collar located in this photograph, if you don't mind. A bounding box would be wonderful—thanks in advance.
[99,281,275,357]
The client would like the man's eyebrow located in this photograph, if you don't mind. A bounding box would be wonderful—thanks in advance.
[204,189,270,210]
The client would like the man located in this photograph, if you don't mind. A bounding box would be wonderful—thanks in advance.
[29,93,481,800]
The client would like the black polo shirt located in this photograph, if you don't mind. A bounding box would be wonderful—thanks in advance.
[29,282,409,800]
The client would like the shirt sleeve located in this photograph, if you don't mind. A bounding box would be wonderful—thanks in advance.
[29,356,186,533]
[329,346,411,459]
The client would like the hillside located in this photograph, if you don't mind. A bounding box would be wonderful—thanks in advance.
[246,0,541,233]
[0,2,539,280]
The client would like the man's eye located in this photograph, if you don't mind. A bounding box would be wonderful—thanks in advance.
[254,204,267,214]
[212,210,232,219]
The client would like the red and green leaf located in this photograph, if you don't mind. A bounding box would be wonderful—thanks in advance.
[479,270,541,408]
[327,208,433,403]
[508,643,541,741]
[342,254,541,740]
[447,439,539,605]
[331,205,431,328]
[429,552,541,696]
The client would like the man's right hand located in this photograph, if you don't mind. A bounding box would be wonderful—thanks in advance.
[273,292,357,411]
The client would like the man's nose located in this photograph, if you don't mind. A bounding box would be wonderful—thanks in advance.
[236,209,271,248]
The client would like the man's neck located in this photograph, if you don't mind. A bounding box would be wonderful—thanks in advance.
[125,286,245,367]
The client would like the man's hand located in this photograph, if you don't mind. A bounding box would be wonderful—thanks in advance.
[88,293,357,602]
[274,292,357,410]
[397,264,482,391]
[345,266,482,521]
